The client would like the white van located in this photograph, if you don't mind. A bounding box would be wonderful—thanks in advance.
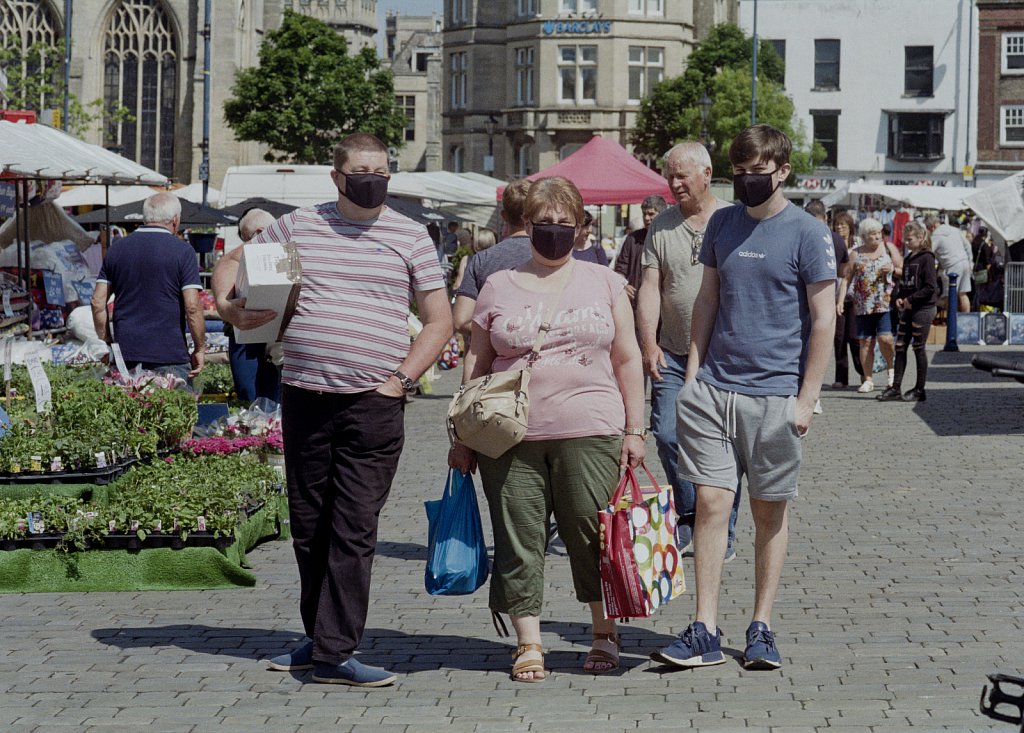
[217,165,336,254]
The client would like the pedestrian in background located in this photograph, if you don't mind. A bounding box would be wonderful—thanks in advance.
[842,217,902,393]
[91,192,206,383]
[226,208,280,403]
[571,210,608,266]
[634,142,739,560]
[451,227,497,293]
[831,210,863,389]
[613,195,668,303]
[877,220,937,403]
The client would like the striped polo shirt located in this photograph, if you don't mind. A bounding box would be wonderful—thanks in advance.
[253,202,446,394]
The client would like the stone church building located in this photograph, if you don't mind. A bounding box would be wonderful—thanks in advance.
[1,0,378,187]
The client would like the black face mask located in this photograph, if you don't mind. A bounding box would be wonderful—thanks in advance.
[342,172,389,209]
[733,169,780,208]
[530,223,577,260]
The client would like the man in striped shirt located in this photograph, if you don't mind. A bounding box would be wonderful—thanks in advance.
[213,133,452,687]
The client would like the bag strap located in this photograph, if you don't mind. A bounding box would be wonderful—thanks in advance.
[525,268,574,370]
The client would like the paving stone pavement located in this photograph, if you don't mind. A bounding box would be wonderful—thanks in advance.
[1,345,1022,732]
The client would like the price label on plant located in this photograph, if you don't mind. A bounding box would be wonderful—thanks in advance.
[24,352,51,413]
[2,290,12,318]
[110,342,129,376]
[3,337,11,383]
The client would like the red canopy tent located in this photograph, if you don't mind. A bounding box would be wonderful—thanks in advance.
[497,135,673,204]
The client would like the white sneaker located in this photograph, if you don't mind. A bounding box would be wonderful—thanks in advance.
[886,368,895,387]
[813,399,823,414]
[857,380,875,393]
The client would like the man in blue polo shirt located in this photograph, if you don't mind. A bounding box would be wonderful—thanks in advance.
[91,192,205,381]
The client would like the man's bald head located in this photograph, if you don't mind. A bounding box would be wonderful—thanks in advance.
[238,208,276,242]
[143,192,182,231]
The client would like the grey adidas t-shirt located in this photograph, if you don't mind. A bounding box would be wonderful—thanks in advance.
[455,235,532,300]
[697,202,836,396]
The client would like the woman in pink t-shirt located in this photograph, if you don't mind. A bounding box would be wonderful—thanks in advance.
[449,177,645,682]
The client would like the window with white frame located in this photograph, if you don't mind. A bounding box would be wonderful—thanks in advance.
[560,0,597,13]
[516,0,537,16]
[1001,105,1024,145]
[558,45,597,104]
[450,0,469,25]
[628,0,663,15]
[449,52,467,109]
[628,46,664,102]
[1003,33,1024,74]
[515,47,535,105]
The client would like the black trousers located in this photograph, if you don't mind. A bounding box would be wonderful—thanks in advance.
[893,306,935,391]
[281,384,406,664]
[834,297,864,385]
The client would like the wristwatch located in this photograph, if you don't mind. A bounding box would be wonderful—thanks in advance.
[391,369,416,392]
[624,427,648,439]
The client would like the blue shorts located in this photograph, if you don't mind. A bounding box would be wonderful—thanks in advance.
[856,311,893,340]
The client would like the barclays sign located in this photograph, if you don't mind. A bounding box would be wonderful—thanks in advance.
[542,19,613,35]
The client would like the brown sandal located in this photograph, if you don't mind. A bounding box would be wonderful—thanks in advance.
[511,642,547,682]
[584,632,620,674]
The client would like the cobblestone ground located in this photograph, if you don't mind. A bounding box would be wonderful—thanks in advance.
[1,345,1022,732]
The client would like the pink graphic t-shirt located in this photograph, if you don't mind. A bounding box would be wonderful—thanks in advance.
[472,262,627,441]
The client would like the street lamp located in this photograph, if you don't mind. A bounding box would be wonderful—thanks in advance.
[697,92,715,153]
[484,114,498,174]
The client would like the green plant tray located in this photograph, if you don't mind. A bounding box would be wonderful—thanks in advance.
[0,461,134,485]
[0,497,288,593]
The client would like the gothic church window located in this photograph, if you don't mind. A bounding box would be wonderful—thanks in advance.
[103,0,178,176]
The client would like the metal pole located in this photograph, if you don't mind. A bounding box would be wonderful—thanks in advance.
[944,273,959,352]
[200,0,212,206]
[964,0,975,186]
[750,0,758,125]
[63,0,71,131]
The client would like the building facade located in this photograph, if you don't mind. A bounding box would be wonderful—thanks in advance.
[976,0,1024,183]
[0,0,377,190]
[384,12,443,172]
[440,0,736,179]
[738,0,976,196]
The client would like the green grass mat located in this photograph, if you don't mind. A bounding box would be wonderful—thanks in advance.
[0,499,287,593]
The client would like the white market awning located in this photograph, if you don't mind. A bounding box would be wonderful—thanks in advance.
[0,120,167,184]
[821,181,973,211]
[963,171,1024,243]
[172,182,221,204]
[54,184,159,207]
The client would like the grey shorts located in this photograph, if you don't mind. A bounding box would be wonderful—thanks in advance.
[676,379,802,501]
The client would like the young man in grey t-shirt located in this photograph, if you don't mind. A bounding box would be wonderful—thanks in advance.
[652,125,836,672]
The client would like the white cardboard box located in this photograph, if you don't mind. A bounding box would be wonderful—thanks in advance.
[234,242,301,344]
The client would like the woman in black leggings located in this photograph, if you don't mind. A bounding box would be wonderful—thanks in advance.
[877,220,937,403]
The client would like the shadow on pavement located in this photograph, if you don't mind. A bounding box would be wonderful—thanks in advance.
[89,621,729,677]
[909,387,1024,436]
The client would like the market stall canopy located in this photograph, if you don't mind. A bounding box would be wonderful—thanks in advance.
[172,182,222,204]
[0,201,94,249]
[820,181,974,211]
[496,135,673,205]
[389,171,502,228]
[222,197,298,219]
[0,120,168,184]
[55,184,158,208]
[962,171,1024,243]
[74,198,237,227]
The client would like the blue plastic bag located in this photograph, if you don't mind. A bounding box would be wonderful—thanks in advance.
[424,470,489,596]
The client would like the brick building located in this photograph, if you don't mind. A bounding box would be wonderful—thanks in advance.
[977,0,1024,183]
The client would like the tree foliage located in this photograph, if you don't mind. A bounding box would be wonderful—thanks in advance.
[223,10,407,164]
[631,23,822,176]
[0,40,132,138]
